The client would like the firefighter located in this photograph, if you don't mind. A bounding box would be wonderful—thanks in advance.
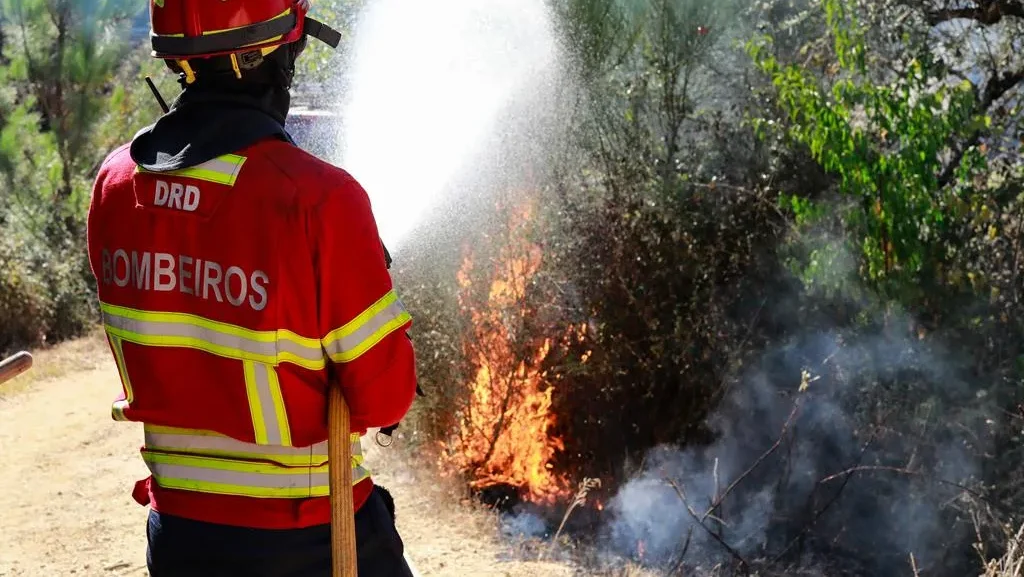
[85,0,419,574]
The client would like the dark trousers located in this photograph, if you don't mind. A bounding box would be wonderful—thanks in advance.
[146,486,414,577]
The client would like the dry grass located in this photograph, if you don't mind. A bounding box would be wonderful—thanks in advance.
[365,441,582,576]
[982,523,1024,577]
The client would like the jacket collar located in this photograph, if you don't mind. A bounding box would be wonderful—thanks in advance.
[129,85,295,172]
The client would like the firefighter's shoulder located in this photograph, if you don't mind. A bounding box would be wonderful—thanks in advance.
[91,143,136,203]
[95,143,136,181]
[253,139,371,212]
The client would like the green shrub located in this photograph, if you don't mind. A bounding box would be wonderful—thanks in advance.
[0,221,96,354]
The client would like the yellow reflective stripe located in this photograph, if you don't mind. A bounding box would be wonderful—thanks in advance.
[136,154,247,186]
[145,424,360,445]
[103,302,322,351]
[101,302,326,371]
[145,451,327,475]
[265,365,292,446]
[144,452,329,498]
[108,334,135,402]
[322,290,412,363]
[143,450,371,498]
[144,425,329,467]
[243,361,293,446]
[108,334,136,421]
[243,361,270,444]
[111,400,130,422]
[143,425,361,467]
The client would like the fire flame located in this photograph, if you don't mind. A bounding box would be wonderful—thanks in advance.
[439,201,572,504]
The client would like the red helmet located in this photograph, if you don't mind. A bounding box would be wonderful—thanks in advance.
[149,0,340,62]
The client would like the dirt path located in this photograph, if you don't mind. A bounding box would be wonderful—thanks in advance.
[0,334,576,577]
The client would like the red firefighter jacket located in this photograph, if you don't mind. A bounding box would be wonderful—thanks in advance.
[86,137,418,530]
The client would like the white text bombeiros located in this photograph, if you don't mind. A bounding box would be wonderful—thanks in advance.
[101,249,269,311]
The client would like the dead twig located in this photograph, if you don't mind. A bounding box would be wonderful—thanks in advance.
[818,465,986,501]
[712,457,721,505]
[982,521,1024,577]
[666,478,750,573]
[666,525,694,576]
[770,431,876,564]
[704,402,802,522]
[542,477,601,561]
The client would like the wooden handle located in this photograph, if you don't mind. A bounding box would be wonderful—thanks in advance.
[0,351,32,385]
[329,384,358,577]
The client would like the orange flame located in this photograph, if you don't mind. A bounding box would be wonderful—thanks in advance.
[439,200,571,504]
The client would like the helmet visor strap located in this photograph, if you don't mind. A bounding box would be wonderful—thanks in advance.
[152,13,298,58]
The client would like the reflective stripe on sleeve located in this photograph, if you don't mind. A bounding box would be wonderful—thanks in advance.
[321,290,412,363]
[108,335,135,421]
[111,399,131,422]
[136,154,247,186]
[101,302,326,370]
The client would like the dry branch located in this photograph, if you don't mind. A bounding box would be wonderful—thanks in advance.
[981,522,1024,577]
[703,402,801,522]
[666,478,750,572]
[770,432,876,564]
[818,465,986,501]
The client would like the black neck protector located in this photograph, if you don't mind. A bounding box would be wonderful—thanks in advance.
[129,44,303,172]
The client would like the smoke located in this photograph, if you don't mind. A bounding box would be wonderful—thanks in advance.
[600,308,991,575]
[500,508,549,540]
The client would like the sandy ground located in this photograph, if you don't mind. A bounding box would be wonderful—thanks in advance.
[0,332,578,577]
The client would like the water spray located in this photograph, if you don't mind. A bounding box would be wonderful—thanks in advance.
[334,0,559,251]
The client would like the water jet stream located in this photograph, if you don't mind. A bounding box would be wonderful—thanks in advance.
[334,0,558,252]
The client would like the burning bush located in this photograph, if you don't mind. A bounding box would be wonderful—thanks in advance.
[436,201,576,505]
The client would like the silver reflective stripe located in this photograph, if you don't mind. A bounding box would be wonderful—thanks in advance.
[144,456,371,497]
[245,361,291,445]
[149,464,371,497]
[322,292,411,362]
[105,311,276,355]
[351,437,364,470]
[192,156,246,184]
[108,334,136,422]
[355,463,370,482]
[278,338,322,362]
[145,430,328,460]
[144,425,361,466]
[101,306,325,368]
[153,463,329,490]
